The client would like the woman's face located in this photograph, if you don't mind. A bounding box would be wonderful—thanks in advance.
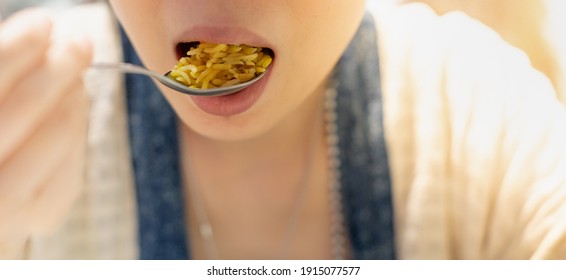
[110,0,366,141]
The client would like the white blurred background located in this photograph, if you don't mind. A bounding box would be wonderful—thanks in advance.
[0,0,90,15]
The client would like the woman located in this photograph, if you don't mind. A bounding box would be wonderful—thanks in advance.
[0,0,565,259]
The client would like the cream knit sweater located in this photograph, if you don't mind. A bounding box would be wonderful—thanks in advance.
[1,2,565,259]
[375,2,566,259]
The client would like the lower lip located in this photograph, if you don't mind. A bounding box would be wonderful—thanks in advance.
[189,66,273,116]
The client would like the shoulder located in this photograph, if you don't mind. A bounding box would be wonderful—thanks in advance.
[368,1,545,98]
[367,2,566,260]
[367,1,560,144]
[366,1,558,141]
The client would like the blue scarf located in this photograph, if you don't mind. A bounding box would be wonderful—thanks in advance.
[121,13,395,260]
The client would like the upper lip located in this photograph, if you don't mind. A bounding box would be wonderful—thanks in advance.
[173,25,276,58]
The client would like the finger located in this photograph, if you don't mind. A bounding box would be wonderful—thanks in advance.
[1,128,85,236]
[0,83,87,235]
[0,81,87,203]
[0,9,53,99]
[0,197,30,236]
[26,121,86,234]
[0,35,92,164]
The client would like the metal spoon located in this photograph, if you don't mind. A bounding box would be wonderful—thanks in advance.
[90,62,268,97]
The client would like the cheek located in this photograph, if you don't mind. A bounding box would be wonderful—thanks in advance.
[278,0,367,98]
[110,0,174,72]
[289,0,366,67]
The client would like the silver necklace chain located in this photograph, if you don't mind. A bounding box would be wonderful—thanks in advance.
[324,87,348,260]
[189,87,347,259]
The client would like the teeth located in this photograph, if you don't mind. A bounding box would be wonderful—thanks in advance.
[171,42,273,90]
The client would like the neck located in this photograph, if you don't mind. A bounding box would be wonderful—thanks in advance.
[180,85,327,196]
[180,83,335,259]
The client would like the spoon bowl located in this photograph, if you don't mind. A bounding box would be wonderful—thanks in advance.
[91,63,268,97]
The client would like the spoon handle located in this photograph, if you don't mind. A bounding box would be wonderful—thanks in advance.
[91,63,163,80]
[90,62,268,97]
[90,62,190,93]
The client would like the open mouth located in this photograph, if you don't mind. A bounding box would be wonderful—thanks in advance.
[175,42,275,61]
[171,42,275,90]
[175,41,200,59]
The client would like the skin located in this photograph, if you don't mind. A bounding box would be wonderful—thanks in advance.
[0,9,92,237]
[110,0,366,258]
[0,0,366,258]
[111,0,366,141]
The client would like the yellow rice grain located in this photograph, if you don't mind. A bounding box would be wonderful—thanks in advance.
[169,42,273,90]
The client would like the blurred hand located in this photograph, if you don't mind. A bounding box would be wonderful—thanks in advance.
[0,8,92,237]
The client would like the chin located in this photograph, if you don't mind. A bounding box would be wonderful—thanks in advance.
[157,86,278,142]
[179,110,279,142]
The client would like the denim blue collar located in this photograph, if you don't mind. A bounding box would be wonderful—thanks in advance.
[122,12,395,260]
